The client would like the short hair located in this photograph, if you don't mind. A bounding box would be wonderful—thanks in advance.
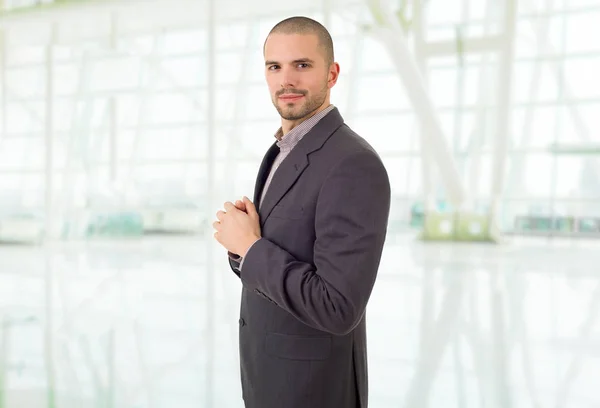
[265,16,335,66]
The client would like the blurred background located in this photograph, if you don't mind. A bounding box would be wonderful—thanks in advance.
[0,0,599,406]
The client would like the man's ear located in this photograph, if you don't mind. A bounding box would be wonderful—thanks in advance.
[328,62,340,88]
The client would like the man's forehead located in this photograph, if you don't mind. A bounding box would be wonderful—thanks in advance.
[264,33,323,60]
[265,32,320,50]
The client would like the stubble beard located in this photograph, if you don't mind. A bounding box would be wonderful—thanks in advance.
[273,82,329,121]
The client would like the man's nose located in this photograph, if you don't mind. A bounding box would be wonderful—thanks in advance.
[280,67,298,88]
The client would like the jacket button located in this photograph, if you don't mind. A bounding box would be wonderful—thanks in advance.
[239,318,246,326]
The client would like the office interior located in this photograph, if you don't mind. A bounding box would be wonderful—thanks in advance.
[0,0,599,407]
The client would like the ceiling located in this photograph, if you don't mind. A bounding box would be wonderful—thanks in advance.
[0,0,366,45]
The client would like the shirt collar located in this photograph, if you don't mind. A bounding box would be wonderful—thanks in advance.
[273,104,335,151]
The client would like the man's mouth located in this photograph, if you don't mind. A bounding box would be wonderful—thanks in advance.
[279,94,304,101]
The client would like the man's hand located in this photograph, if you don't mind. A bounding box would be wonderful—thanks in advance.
[214,196,260,257]
[234,199,247,213]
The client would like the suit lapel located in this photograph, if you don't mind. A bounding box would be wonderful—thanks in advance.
[255,107,345,226]
[258,149,308,224]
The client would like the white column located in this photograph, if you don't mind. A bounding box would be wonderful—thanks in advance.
[412,0,436,212]
[205,1,216,407]
[44,24,57,240]
[322,0,332,29]
[44,254,56,408]
[467,0,495,204]
[367,0,467,208]
[0,29,6,144]
[109,12,118,183]
[489,0,517,219]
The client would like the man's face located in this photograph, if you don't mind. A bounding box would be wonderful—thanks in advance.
[263,33,338,121]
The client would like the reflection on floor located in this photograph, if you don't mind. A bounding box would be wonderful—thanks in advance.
[0,232,599,407]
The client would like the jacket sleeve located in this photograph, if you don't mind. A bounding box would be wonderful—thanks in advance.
[239,151,391,335]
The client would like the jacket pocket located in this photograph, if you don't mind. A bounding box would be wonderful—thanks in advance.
[265,332,331,361]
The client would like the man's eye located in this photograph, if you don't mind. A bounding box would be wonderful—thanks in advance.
[298,63,309,68]
[268,65,280,70]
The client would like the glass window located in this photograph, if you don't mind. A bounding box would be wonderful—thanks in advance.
[563,56,600,99]
[235,120,279,159]
[155,56,206,89]
[558,104,590,143]
[5,45,45,66]
[425,0,464,25]
[382,156,422,196]
[566,11,600,53]
[347,114,418,153]
[354,74,410,113]
[513,61,560,103]
[54,62,80,96]
[553,156,586,197]
[6,102,44,134]
[243,84,278,120]
[0,139,41,170]
[216,21,254,50]
[576,104,600,142]
[215,51,254,85]
[137,127,196,160]
[511,106,560,148]
[506,153,554,197]
[145,93,200,125]
[428,67,458,108]
[6,66,45,99]
[163,29,207,55]
[89,56,141,92]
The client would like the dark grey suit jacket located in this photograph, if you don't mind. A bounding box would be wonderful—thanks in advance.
[228,107,391,408]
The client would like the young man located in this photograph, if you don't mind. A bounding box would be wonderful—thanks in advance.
[213,16,391,408]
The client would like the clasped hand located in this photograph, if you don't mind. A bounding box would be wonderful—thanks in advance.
[213,196,261,258]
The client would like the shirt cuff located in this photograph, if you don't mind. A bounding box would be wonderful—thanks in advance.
[239,238,261,272]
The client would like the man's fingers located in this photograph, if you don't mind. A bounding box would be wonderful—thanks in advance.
[243,196,256,215]
[224,201,236,212]
[212,221,221,231]
[235,200,247,212]
[216,210,226,221]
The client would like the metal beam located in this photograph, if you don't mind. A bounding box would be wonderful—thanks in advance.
[367,0,467,208]
[549,143,600,155]
[423,35,505,57]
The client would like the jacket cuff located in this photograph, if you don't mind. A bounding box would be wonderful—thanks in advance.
[239,237,269,289]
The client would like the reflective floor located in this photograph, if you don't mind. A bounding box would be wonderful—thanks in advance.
[0,232,599,407]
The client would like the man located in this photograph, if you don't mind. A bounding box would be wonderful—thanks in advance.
[213,16,391,408]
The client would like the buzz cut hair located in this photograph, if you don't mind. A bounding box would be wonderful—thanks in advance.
[265,16,335,66]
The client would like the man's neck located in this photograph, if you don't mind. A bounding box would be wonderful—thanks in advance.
[281,103,331,135]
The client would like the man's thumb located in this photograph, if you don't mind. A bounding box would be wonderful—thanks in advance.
[243,196,256,214]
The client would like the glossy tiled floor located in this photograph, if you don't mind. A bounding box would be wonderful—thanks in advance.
[0,232,598,407]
